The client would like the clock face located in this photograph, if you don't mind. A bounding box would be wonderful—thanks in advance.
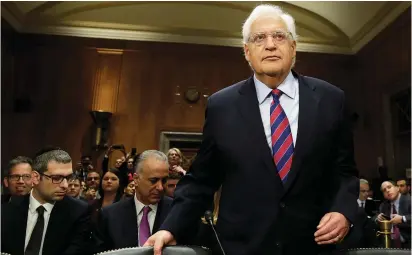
[185,88,200,103]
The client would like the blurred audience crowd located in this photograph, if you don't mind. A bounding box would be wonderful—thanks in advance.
[1,146,410,254]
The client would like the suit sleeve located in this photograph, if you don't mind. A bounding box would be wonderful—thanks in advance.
[329,91,359,224]
[399,198,411,229]
[91,208,111,254]
[159,97,224,243]
[62,203,93,255]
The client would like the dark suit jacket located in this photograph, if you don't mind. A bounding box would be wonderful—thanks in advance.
[337,207,379,250]
[364,199,378,217]
[160,72,359,255]
[92,196,172,253]
[378,194,411,243]
[1,194,92,255]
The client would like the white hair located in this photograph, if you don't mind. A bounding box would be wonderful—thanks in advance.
[242,4,298,68]
[242,4,298,44]
[359,179,369,185]
[135,150,169,173]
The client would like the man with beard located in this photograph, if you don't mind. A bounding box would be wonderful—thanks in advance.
[67,175,83,199]
[2,156,33,203]
[83,170,101,200]
[1,148,91,255]
[92,150,172,253]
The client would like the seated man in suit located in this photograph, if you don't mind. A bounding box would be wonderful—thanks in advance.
[1,148,91,255]
[397,178,410,196]
[358,179,377,217]
[93,150,172,253]
[376,181,411,248]
[2,156,33,203]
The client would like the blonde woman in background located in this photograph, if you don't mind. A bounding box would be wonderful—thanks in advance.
[167,148,187,175]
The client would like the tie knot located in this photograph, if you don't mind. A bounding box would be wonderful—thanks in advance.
[272,89,282,99]
[37,206,45,216]
[142,206,151,215]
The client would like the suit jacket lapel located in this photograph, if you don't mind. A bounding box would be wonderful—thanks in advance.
[153,198,168,233]
[236,77,284,189]
[122,198,139,246]
[43,198,67,255]
[11,195,30,254]
[283,72,320,193]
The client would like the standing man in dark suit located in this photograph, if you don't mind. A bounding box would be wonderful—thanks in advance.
[358,179,377,217]
[376,181,411,248]
[93,150,172,253]
[1,148,91,255]
[146,4,359,255]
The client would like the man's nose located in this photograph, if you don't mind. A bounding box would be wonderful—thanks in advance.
[156,181,164,191]
[265,36,277,50]
[60,178,69,188]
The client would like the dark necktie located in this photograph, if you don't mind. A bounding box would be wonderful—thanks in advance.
[270,89,294,182]
[391,203,402,248]
[361,201,365,208]
[25,206,46,255]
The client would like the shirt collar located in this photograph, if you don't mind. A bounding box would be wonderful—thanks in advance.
[134,194,158,215]
[29,190,55,214]
[392,194,401,206]
[254,71,297,105]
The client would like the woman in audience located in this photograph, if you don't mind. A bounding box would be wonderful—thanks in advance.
[90,168,125,223]
[122,179,135,199]
[167,148,186,175]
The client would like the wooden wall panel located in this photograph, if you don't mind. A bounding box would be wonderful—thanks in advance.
[2,8,409,176]
[356,7,411,178]
[92,49,123,113]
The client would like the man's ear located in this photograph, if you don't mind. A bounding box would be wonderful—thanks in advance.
[244,44,250,62]
[31,171,41,185]
[133,173,139,186]
[3,177,9,188]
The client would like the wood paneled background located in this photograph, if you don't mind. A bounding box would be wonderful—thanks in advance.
[1,7,410,178]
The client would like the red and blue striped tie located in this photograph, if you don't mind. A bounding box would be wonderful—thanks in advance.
[270,89,294,182]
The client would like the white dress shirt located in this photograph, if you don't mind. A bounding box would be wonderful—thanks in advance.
[254,72,299,152]
[357,199,366,208]
[25,191,55,255]
[134,195,158,246]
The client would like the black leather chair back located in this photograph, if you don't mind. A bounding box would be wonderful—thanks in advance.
[94,245,212,255]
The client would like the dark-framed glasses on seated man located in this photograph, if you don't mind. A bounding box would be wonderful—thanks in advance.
[40,173,76,184]
[8,174,32,181]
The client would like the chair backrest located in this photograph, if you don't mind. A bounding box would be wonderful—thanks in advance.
[332,248,411,255]
[94,245,212,255]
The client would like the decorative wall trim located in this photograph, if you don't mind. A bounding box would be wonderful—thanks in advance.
[159,131,203,153]
[351,2,410,53]
[22,25,354,55]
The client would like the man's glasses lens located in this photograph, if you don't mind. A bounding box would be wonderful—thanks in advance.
[9,174,31,181]
[42,173,76,184]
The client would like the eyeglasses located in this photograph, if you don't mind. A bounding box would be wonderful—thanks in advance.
[41,173,76,184]
[8,174,32,182]
[87,177,99,181]
[360,190,369,193]
[248,31,292,45]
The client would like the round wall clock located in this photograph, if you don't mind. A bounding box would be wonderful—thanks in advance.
[184,88,200,103]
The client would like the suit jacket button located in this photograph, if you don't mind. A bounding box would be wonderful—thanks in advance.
[280,202,286,208]
[275,242,281,247]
